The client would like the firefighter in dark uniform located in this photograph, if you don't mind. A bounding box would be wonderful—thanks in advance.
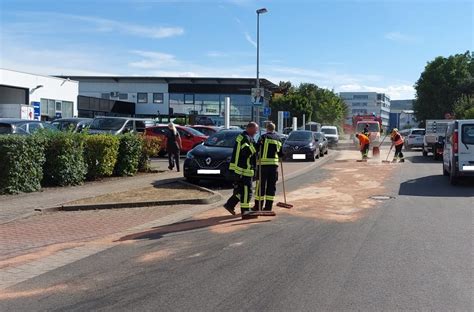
[223,122,259,219]
[254,122,283,211]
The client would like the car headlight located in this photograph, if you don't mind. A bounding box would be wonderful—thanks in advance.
[308,143,314,147]
[186,152,195,159]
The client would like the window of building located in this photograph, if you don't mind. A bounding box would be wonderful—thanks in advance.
[101,93,110,99]
[55,101,62,111]
[137,93,148,103]
[353,95,369,100]
[184,94,194,104]
[119,93,128,100]
[153,93,164,104]
[61,101,73,118]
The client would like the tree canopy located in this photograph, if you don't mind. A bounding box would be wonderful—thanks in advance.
[270,82,348,127]
[414,51,473,121]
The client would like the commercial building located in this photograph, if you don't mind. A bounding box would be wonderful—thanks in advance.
[0,68,78,120]
[59,76,278,126]
[389,99,416,130]
[339,92,391,127]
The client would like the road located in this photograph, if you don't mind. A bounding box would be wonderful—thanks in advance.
[1,150,472,311]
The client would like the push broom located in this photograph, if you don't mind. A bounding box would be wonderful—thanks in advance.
[381,145,393,164]
[276,159,293,209]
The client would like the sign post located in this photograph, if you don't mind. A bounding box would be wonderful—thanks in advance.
[224,97,231,129]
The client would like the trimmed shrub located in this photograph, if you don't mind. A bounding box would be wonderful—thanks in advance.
[84,135,119,180]
[0,135,45,194]
[139,135,162,172]
[42,132,87,186]
[114,133,143,176]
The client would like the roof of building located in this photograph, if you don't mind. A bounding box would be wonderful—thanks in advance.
[55,76,279,90]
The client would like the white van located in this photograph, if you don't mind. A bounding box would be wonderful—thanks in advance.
[443,119,474,184]
[320,126,339,146]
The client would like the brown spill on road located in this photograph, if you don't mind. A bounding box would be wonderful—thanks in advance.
[281,160,395,222]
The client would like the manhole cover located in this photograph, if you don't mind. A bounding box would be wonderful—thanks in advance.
[370,195,394,201]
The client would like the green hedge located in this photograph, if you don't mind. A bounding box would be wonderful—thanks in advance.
[139,135,162,172]
[84,135,120,180]
[42,132,87,186]
[0,136,45,194]
[114,133,143,176]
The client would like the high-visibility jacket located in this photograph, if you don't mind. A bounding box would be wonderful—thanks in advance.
[229,131,257,177]
[358,133,370,149]
[256,132,283,166]
[391,133,404,146]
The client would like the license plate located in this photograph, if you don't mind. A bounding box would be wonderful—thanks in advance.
[292,154,306,160]
[197,169,220,174]
[462,165,474,171]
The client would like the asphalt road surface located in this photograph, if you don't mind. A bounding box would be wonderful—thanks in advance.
[1,151,473,311]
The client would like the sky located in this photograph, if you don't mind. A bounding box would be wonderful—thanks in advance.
[0,0,472,99]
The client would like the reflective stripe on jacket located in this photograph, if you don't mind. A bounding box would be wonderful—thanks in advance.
[257,132,283,166]
[229,132,257,177]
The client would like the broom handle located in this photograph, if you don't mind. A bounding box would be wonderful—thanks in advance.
[386,145,393,161]
[280,159,287,204]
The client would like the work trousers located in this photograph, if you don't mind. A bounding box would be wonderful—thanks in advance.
[167,148,180,172]
[255,165,278,210]
[361,144,370,159]
[225,176,253,213]
[394,144,404,160]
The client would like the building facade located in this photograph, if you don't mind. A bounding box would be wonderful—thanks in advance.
[61,76,277,126]
[389,99,416,130]
[0,68,78,120]
[339,92,391,127]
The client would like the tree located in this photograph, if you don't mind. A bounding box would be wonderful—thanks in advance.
[313,88,349,125]
[454,95,474,119]
[270,92,312,122]
[414,51,473,121]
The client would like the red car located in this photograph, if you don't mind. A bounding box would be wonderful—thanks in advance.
[190,125,219,137]
[145,125,208,153]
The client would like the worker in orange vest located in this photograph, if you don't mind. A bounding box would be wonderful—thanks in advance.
[355,133,370,160]
[390,128,405,163]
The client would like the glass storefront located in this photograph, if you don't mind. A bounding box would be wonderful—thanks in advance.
[169,93,256,125]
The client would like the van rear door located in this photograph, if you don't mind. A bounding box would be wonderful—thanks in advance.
[458,121,474,173]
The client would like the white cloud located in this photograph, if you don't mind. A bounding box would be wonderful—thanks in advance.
[244,32,257,48]
[384,31,417,43]
[8,11,184,39]
[206,51,228,57]
[129,50,180,68]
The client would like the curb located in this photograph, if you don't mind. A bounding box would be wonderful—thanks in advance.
[36,180,222,213]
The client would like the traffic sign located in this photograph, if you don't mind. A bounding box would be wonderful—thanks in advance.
[283,111,290,118]
[263,107,271,117]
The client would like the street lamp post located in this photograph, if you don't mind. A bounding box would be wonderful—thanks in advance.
[255,7,267,124]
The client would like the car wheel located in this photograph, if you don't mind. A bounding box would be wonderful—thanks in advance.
[325,148,329,155]
[449,165,458,185]
[422,150,428,157]
[443,164,449,176]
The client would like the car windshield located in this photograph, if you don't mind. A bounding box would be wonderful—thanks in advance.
[321,128,337,135]
[411,130,425,135]
[357,123,380,132]
[314,132,323,140]
[288,131,312,142]
[205,131,240,148]
[90,118,125,131]
[185,127,206,136]
[462,124,474,145]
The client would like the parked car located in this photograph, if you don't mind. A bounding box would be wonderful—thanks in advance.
[282,130,320,162]
[88,117,148,135]
[145,125,208,154]
[183,130,242,183]
[314,132,329,156]
[443,119,474,185]
[401,128,425,150]
[254,131,288,145]
[320,126,339,146]
[0,118,57,135]
[51,118,93,133]
[190,125,219,137]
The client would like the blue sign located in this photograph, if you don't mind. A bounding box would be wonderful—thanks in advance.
[263,107,271,117]
[283,111,290,118]
[32,101,41,120]
[55,112,62,119]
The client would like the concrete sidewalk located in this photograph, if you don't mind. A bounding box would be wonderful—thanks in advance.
[0,170,182,224]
